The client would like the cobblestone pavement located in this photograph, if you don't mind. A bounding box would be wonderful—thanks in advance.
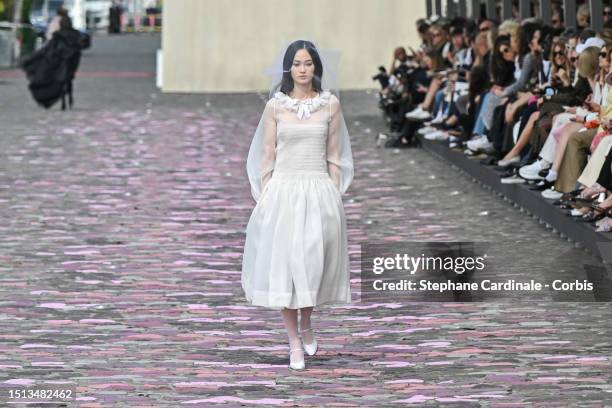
[0,34,610,407]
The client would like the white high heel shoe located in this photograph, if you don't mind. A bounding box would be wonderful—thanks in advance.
[289,346,305,370]
[301,327,318,356]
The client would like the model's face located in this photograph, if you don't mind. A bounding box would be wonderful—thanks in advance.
[479,20,493,33]
[605,6,612,23]
[430,28,444,46]
[291,49,315,86]
[500,43,515,62]
[600,47,610,70]
[452,34,464,49]
[530,30,541,53]
[553,45,566,66]
[570,49,578,68]
[475,34,489,56]
[551,13,562,28]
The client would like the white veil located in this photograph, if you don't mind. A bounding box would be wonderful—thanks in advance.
[246,38,354,202]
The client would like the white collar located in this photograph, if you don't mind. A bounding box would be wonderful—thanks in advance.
[274,89,332,120]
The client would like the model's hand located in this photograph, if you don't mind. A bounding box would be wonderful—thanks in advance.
[564,106,577,114]
[556,69,570,86]
[492,87,505,97]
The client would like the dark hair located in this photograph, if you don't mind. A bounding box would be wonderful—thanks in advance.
[278,40,323,95]
[560,27,579,42]
[467,27,479,43]
[425,49,444,71]
[451,27,463,37]
[463,20,477,37]
[417,19,430,34]
[548,38,570,78]
[518,22,542,66]
[59,15,73,30]
[468,64,490,102]
[449,17,467,29]
[538,24,555,59]
[491,34,515,86]
[579,28,596,43]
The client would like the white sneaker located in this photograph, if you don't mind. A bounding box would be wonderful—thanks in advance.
[376,133,389,148]
[405,106,432,120]
[417,126,437,135]
[570,208,585,217]
[301,328,318,356]
[500,175,526,184]
[289,346,305,370]
[519,160,549,181]
[466,135,494,153]
[430,115,445,124]
[497,156,521,167]
[424,130,449,141]
[542,188,563,200]
[430,108,445,124]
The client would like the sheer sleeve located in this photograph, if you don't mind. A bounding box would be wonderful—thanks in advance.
[261,100,276,188]
[246,98,277,202]
[326,94,354,195]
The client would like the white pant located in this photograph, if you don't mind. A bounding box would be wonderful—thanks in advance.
[538,112,575,163]
[577,136,612,187]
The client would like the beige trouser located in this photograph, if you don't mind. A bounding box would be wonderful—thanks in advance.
[554,128,597,193]
[577,136,612,187]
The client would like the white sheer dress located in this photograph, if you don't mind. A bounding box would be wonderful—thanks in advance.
[241,90,352,310]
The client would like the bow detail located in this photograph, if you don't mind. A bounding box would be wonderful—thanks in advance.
[296,100,313,119]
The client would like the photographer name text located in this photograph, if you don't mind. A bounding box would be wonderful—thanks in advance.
[372,279,593,292]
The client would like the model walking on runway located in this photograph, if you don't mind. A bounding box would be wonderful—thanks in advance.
[242,39,354,370]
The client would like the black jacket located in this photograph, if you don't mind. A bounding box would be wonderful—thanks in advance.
[20,29,82,108]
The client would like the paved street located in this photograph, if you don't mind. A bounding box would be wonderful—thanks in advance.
[0,34,610,407]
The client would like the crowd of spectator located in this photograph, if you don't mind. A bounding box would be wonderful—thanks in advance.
[374,1,612,233]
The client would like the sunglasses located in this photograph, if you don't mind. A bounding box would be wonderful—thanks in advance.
[552,19,560,24]
[605,10,612,16]
[600,52,609,58]
[570,56,577,62]
[553,51,565,57]
[500,47,512,54]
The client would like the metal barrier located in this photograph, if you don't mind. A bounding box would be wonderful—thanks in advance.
[0,21,37,68]
[425,0,603,31]
[0,28,12,68]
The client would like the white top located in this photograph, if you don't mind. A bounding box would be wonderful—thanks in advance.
[246,88,354,202]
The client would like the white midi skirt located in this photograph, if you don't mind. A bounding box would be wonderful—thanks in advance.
[241,172,352,310]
